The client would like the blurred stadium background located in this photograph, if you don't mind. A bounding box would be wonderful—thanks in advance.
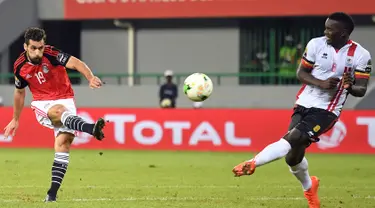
[0,0,374,207]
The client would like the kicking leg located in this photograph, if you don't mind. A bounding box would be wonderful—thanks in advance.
[47,104,106,140]
[232,127,308,176]
[45,132,74,202]
[232,107,304,177]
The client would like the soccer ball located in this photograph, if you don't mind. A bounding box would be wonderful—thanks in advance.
[183,73,213,102]
[160,98,172,108]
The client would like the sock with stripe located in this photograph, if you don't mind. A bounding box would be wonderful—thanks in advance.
[61,111,94,134]
[252,138,292,167]
[289,157,312,191]
[47,153,69,197]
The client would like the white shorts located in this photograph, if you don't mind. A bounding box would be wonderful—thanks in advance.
[31,98,77,137]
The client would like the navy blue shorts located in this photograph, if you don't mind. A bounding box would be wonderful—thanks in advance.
[288,105,338,141]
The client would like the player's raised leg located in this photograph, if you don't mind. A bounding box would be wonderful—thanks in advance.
[232,127,310,176]
[47,104,105,140]
[44,132,74,202]
[232,107,304,176]
[232,137,291,176]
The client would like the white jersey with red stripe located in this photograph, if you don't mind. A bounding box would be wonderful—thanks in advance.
[296,36,372,116]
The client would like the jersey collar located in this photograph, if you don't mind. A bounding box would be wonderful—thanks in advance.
[329,39,353,52]
[325,36,352,46]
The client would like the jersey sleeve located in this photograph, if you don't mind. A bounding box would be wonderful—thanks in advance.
[44,45,72,67]
[300,39,317,70]
[354,51,372,79]
[13,66,28,89]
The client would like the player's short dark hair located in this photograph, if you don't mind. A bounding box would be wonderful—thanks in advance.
[328,12,355,35]
[24,27,47,45]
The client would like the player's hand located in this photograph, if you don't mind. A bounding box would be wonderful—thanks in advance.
[319,77,340,89]
[343,72,354,89]
[89,76,103,89]
[3,119,19,139]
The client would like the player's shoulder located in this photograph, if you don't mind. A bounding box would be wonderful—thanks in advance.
[351,41,371,58]
[44,45,56,50]
[305,36,328,53]
[13,52,27,72]
[307,36,327,46]
[44,45,59,56]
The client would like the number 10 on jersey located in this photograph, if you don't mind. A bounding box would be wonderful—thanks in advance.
[35,71,46,84]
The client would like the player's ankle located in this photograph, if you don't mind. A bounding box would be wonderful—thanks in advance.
[47,190,57,197]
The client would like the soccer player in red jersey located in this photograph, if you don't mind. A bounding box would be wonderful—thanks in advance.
[3,27,106,202]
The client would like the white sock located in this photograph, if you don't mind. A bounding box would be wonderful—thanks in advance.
[252,138,291,167]
[289,157,312,191]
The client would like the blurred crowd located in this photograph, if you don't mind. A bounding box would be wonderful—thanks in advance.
[242,33,308,85]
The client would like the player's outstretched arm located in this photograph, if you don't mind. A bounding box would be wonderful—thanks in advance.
[65,57,103,89]
[3,88,25,139]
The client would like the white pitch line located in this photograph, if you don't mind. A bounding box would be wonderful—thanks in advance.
[0,196,373,203]
[67,197,319,202]
[0,185,374,189]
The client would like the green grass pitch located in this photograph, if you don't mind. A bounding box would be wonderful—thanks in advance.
[0,148,374,208]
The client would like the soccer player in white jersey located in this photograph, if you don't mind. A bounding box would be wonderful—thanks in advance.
[232,12,372,208]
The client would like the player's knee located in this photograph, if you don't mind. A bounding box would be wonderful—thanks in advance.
[48,104,68,126]
[55,132,74,152]
[283,128,310,148]
[285,148,305,167]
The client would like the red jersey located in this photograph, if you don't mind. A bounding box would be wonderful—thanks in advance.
[13,45,74,101]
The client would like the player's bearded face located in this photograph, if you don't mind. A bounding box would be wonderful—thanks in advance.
[24,40,45,64]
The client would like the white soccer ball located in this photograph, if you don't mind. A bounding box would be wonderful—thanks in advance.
[183,73,213,102]
[160,98,172,108]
